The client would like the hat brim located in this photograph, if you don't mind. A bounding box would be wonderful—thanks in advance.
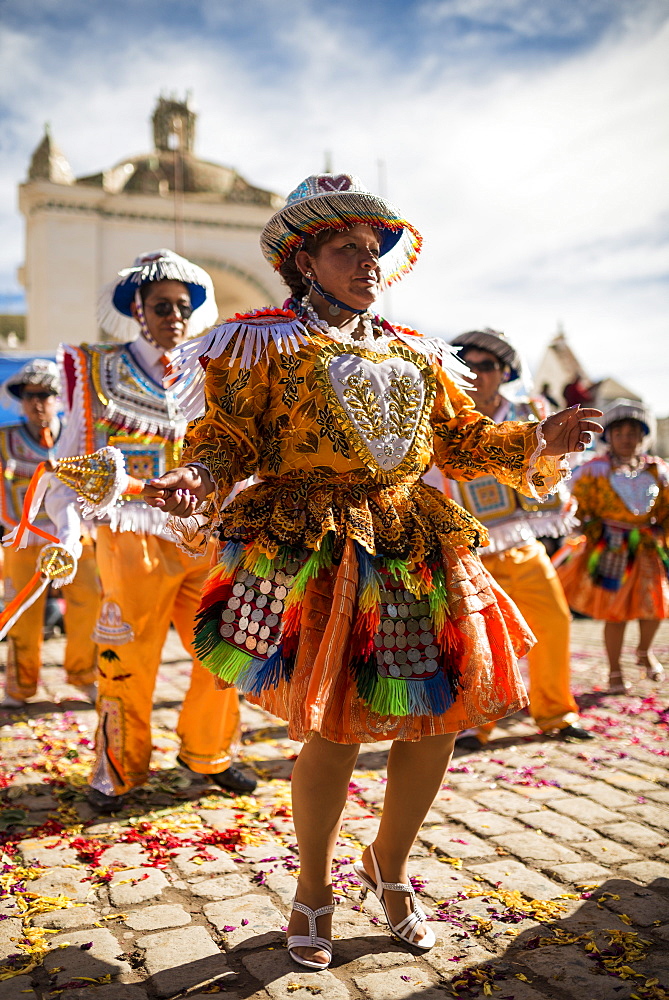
[601,399,653,441]
[451,332,521,381]
[261,190,421,284]
[112,278,207,318]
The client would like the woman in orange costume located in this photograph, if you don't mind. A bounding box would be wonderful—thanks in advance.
[145,174,601,969]
[558,399,668,693]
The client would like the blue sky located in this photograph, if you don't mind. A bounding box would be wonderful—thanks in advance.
[0,0,667,410]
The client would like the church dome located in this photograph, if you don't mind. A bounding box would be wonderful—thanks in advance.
[74,95,280,207]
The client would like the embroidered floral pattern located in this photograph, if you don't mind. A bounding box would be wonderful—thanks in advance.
[277,354,305,407]
[316,404,350,456]
[213,368,252,415]
[315,343,436,482]
[386,370,422,439]
[340,370,386,441]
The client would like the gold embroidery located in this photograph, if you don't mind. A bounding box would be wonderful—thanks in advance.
[386,370,422,439]
[216,470,487,563]
[339,371,385,440]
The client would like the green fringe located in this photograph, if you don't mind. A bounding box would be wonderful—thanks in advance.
[194,620,223,659]
[368,677,409,717]
[383,558,417,592]
[202,642,252,683]
[290,534,334,599]
[249,552,276,578]
[628,528,640,556]
[428,566,449,620]
[586,546,602,576]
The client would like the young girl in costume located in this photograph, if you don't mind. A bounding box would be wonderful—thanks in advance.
[145,174,601,969]
[558,399,668,693]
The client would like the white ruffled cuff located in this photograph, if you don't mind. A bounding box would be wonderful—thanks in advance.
[524,419,571,500]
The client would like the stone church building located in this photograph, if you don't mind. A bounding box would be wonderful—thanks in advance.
[18,96,285,351]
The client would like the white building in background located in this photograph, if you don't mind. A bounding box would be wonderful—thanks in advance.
[18,95,285,352]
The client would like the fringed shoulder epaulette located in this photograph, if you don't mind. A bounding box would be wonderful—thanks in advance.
[170,307,311,421]
[381,321,474,390]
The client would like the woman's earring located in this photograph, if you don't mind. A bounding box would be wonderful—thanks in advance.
[302,270,314,305]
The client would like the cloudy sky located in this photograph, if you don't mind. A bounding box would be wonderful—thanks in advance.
[1,0,667,411]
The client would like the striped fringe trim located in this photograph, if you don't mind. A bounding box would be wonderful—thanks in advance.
[169,313,310,420]
[193,535,464,718]
[350,553,462,718]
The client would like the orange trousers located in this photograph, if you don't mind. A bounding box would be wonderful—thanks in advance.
[3,541,100,700]
[478,538,578,734]
[90,527,240,796]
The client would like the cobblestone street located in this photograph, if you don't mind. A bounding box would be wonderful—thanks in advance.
[1,619,668,1000]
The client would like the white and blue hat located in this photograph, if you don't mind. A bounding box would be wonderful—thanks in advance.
[97,249,218,341]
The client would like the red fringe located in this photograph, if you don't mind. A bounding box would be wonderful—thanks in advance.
[201,582,234,609]
[437,615,464,661]
[281,602,303,658]
[201,565,232,600]
[351,607,380,660]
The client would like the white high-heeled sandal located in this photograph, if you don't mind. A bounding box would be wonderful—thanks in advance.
[637,649,665,683]
[287,899,335,970]
[352,845,435,951]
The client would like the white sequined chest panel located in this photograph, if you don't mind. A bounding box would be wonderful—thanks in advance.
[609,469,659,516]
[327,354,426,472]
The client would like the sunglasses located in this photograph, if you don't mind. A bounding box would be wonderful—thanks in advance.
[22,390,54,401]
[464,359,503,373]
[149,300,193,319]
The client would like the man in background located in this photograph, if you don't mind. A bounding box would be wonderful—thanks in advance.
[426,329,593,748]
[46,250,256,811]
[0,360,99,706]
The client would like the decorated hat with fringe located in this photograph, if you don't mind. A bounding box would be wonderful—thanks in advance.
[450,329,522,382]
[97,249,218,342]
[601,398,654,441]
[260,174,422,284]
[2,359,60,402]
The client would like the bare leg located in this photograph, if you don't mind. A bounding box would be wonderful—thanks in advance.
[637,620,665,681]
[359,732,456,944]
[287,734,360,964]
[604,621,628,691]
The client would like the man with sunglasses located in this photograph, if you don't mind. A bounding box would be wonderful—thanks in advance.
[46,250,256,811]
[0,360,100,706]
[425,329,592,747]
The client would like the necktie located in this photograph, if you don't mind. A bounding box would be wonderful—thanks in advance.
[39,427,54,450]
[160,354,178,389]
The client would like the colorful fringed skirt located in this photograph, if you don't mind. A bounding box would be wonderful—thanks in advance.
[558,522,669,623]
[194,474,532,743]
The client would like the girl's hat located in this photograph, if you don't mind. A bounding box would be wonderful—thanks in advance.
[601,398,653,440]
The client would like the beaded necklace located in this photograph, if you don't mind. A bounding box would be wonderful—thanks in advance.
[297,296,395,354]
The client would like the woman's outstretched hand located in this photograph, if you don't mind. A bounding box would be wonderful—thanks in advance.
[142,465,215,517]
[541,406,603,456]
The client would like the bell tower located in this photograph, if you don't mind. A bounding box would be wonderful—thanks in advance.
[152,94,196,153]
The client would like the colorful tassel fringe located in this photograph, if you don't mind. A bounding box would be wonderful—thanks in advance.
[193,533,464,718]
